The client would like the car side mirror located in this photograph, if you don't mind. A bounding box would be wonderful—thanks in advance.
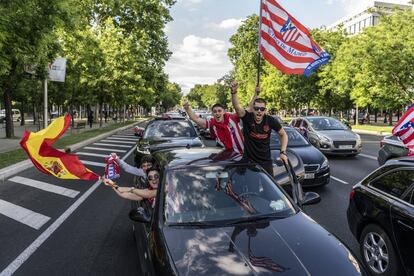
[129,207,150,223]
[301,192,321,206]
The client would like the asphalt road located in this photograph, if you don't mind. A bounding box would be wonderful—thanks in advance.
[0,130,383,275]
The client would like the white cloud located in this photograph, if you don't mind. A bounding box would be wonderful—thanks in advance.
[217,18,243,29]
[165,35,232,94]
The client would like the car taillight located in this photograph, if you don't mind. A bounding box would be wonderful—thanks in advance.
[349,189,356,200]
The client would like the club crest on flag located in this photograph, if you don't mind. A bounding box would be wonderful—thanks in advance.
[280,18,301,43]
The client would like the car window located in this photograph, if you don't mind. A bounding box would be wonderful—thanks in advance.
[307,117,347,130]
[270,128,309,148]
[371,170,414,199]
[402,187,414,205]
[164,165,295,224]
[144,120,196,138]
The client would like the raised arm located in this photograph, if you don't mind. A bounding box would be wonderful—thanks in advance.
[111,153,146,177]
[230,81,246,118]
[247,86,260,112]
[278,128,289,164]
[183,102,207,128]
[131,188,157,199]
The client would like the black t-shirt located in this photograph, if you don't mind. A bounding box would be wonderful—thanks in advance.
[241,110,282,163]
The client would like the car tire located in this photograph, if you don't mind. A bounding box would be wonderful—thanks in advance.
[360,224,400,276]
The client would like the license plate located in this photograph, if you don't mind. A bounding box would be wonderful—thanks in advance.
[304,173,315,179]
[339,145,353,149]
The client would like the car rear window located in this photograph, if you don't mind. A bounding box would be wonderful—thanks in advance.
[144,120,196,138]
[370,169,414,199]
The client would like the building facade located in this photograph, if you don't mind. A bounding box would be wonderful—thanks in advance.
[328,1,413,35]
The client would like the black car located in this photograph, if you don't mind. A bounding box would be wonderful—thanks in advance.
[271,127,330,187]
[130,147,365,276]
[347,158,414,276]
[378,135,408,165]
[135,118,204,164]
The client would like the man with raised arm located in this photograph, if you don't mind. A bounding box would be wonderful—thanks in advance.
[230,81,288,176]
[184,86,260,154]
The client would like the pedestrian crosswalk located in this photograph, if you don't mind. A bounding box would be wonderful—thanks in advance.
[0,130,138,232]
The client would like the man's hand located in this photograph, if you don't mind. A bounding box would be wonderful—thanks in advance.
[255,86,261,96]
[111,153,119,161]
[102,177,116,187]
[230,81,238,94]
[280,152,288,165]
[183,102,190,111]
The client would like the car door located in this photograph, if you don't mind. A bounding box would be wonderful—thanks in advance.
[390,172,414,276]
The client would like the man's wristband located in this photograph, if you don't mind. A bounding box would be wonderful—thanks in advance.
[280,151,287,156]
[129,187,135,193]
[231,91,237,95]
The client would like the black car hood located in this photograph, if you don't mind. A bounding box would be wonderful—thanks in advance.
[163,213,362,276]
[287,145,326,165]
[138,137,203,152]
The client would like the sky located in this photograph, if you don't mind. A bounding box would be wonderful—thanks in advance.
[164,0,411,93]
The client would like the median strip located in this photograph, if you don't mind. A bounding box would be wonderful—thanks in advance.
[331,176,349,185]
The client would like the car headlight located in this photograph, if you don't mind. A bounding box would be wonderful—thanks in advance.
[321,158,329,169]
[318,134,331,144]
[355,134,361,144]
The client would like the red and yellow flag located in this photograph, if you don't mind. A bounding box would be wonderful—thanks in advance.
[20,114,99,180]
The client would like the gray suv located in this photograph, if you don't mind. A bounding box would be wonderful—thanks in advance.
[291,116,362,156]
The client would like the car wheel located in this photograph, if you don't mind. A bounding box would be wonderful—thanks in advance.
[360,224,399,276]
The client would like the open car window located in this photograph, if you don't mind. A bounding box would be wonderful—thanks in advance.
[164,165,295,225]
[307,117,347,130]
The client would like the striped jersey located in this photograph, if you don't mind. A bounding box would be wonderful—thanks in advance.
[206,113,244,154]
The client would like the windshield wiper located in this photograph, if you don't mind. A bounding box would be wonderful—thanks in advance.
[167,221,221,227]
[224,213,289,225]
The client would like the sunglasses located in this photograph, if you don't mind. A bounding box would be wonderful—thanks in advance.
[148,174,159,181]
[212,109,223,114]
[254,106,266,112]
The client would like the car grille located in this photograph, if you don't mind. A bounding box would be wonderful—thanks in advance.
[305,164,320,172]
[333,141,356,148]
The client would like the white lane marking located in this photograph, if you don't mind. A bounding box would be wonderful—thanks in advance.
[76,152,108,158]
[331,176,349,185]
[93,143,131,148]
[359,153,377,160]
[0,145,137,276]
[8,176,79,198]
[106,137,138,142]
[84,147,126,153]
[111,135,137,138]
[81,160,106,168]
[101,140,136,145]
[0,199,50,230]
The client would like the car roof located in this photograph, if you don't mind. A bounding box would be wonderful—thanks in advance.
[152,148,244,169]
[385,157,414,166]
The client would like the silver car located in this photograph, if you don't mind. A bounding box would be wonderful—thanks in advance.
[290,116,362,156]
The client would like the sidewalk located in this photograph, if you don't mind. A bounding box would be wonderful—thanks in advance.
[0,119,122,154]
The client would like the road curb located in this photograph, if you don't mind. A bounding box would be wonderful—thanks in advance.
[353,129,392,136]
[0,119,148,180]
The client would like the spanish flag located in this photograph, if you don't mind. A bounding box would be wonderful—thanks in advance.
[20,114,99,180]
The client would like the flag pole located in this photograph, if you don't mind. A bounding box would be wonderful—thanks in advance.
[257,0,263,87]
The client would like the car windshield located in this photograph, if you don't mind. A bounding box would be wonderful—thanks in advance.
[270,128,309,148]
[144,121,196,138]
[308,117,348,130]
[164,165,295,224]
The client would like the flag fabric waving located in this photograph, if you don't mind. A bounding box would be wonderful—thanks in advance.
[392,105,414,156]
[20,114,99,180]
[259,0,330,76]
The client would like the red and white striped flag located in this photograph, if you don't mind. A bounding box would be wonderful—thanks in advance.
[392,104,414,156]
[259,0,330,76]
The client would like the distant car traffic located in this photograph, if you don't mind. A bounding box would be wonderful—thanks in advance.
[0,109,21,123]
[135,117,204,165]
[130,147,365,276]
[378,135,408,165]
[347,157,414,276]
[291,116,362,156]
[271,127,330,187]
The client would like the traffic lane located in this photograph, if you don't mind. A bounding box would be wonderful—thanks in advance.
[360,133,383,157]
[15,154,140,276]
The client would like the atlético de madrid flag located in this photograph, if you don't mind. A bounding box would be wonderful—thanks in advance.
[260,0,330,76]
[20,115,99,180]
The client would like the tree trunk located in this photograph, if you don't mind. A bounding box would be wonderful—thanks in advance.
[355,105,359,126]
[33,103,37,125]
[20,101,25,126]
[99,102,103,127]
[388,111,393,126]
[374,108,378,123]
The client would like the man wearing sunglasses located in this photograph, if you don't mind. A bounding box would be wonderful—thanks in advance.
[231,82,288,176]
